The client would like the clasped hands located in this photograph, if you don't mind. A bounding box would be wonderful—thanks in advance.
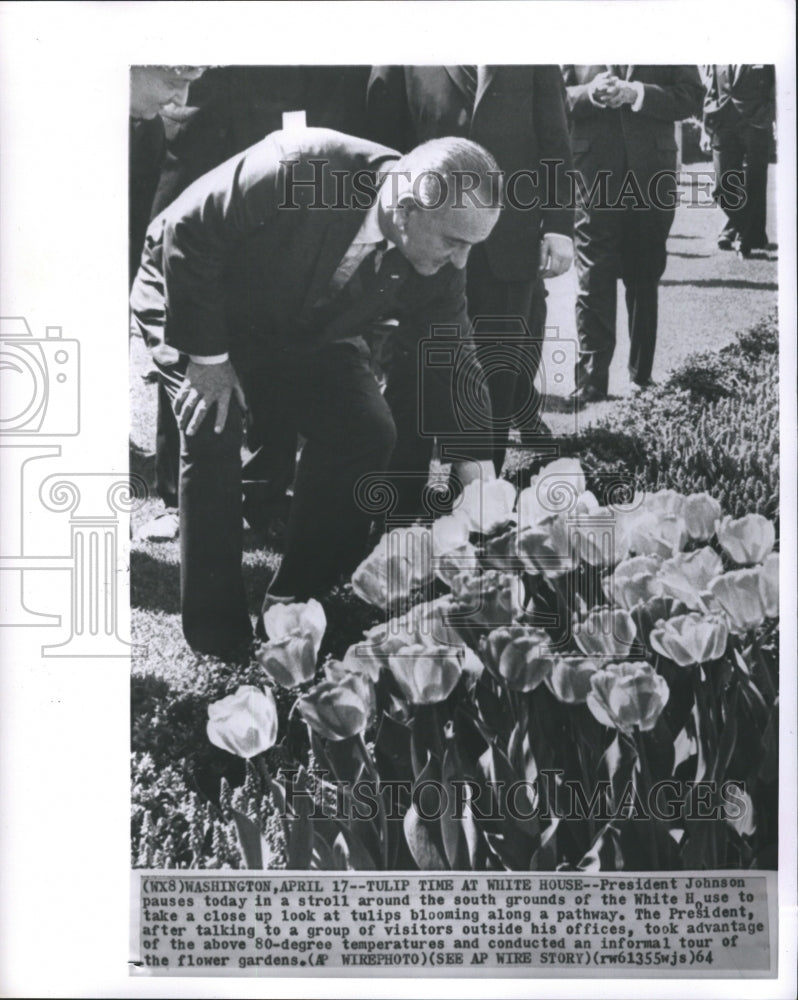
[588,71,637,109]
[174,359,247,436]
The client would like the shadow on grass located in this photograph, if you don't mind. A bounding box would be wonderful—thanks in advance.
[661,278,778,290]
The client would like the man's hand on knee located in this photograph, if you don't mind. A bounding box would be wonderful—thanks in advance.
[175,359,247,435]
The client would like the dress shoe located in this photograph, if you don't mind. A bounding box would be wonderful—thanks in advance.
[570,384,607,406]
[630,379,657,395]
[716,236,735,251]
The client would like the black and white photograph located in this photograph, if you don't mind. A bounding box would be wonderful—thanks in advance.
[1,1,796,997]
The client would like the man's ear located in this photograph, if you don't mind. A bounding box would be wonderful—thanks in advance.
[392,193,418,236]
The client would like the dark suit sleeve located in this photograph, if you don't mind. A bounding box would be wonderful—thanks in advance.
[534,66,574,238]
[365,66,412,151]
[562,65,600,118]
[637,66,704,122]
[155,133,290,357]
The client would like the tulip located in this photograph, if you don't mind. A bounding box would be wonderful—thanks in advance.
[387,644,463,704]
[480,625,533,675]
[546,656,601,704]
[630,594,680,646]
[449,569,523,628]
[517,514,578,578]
[456,477,517,535]
[296,672,372,741]
[341,618,413,681]
[434,541,479,587]
[639,489,686,519]
[572,504,630,568]
[351,534,413,607]
[709,569,768,633]
[516,459,586,530]
[624,510,687,559]
[257,633,318,688]
[573,607,638,659]
[207,685,278,759]
[759,552,779,618]
[388,524,433,588]
[682,492,721,541]
[324,659,378,718]
[603,555,663,610]
[649,613,729,667]
[497,629,556,692]
[261,598,326,659]
[481,523,519,571]
[431,512,471,556]
[399,595,462,648]
[657,546,724,610]
[717,513,776,565]
[586,662,669,733]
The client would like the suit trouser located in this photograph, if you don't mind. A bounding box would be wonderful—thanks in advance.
[159,341,396,655]
[466,245,549,476]
[574,201,674,393]
[710,122,770,250]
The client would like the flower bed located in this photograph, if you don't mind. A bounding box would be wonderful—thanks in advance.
[132,317,780,871]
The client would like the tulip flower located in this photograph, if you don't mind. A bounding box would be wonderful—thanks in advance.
[341,619,413,681]
[261,598,326,659]
[388,524,434,588]
[456,477,517,535]
[207,685,278,758]
[546,655,600,704]
[603,555,663,610]
[639,489,686,519]
[324,659,378,718]
[387,644,463,704]
[295,672,372,741]
[517,514,578,578]
[497,628,556,692]
[573,607,638,659]
[717,513,776,565]
[709,569,768,633]
[586,662,669,733]
[572,504,630,568]
[759,552,779,618]
[351,533,413,607]
[630,595,680,646]
[430,512,471,556]
[399,595,462,648]
[516,459,586,530]
[449,569,523,628]
[649,612,729,667]
[257,633,318,688]
[434,541,479,587]
[682,492,721,541]
[624,510,687,559]
[657,546,724,610]
[481,523,519,571]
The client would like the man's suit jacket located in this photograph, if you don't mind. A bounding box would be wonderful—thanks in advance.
[130,127,472,424]
[366,65,573,281]
[701,64,776,132]
[562,65,704,202]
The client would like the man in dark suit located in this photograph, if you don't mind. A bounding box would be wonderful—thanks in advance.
[130,128,500,656]
[562,65,703,401]
[367,66,574,475]
[700,65,775,257]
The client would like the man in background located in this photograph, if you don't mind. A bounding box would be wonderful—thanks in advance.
[366,65,574,478]
[700,64,776,258]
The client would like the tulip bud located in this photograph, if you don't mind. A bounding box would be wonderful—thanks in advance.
[682,492,721,541]
[517,514,578,578]
[546,656,600,704]
[649,612,729,667]
[722,783,756,838]
[387,644,463,704]
[497,629,555,692]
[709,569,768,633]
[479,625,531,674]
[586,662,669,733]
[758,552,779,618]
[456,477,517,535]
[295,673,372,741]
[257,633,317,688]
[261,598,327,659]
[207,685,278,759]
[717,513,776,565]
[603,555,663,610]
[573,607,638,659]
[657,546,724,610]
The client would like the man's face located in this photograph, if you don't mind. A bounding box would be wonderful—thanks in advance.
[395,199,500,276]
[130,66,204,119]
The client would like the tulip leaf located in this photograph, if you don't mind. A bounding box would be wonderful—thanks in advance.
[474,676,513,743]
[529,816,561,871]
[403,756,447,869]
[312,831,335,870]
[410,705,444,779]
[578,821,623,872]
[710,685,739,784]
[231,809,267,870]
[757,704,779,784]
[375,711,413,781]
[440,746,479,870]
[332,826,377,871]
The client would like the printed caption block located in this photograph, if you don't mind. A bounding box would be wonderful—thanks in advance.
[132,871,775,977]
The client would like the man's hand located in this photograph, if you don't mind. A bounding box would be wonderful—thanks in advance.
[587,71,618,106]
[699,127,712,155]
[174,359,247,436]
[452,458,496,489]
[538,233,574,278]
[603,81,638,108]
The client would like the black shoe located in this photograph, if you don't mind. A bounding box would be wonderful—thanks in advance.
[630,379,657,395]
[717,236,735,251]
[570,384,607,406]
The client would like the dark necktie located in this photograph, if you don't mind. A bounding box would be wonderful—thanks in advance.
[460,65,479,107]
